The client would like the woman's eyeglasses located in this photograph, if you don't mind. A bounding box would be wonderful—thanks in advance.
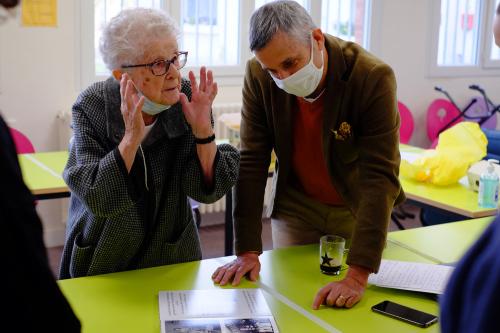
[121,51,188,76]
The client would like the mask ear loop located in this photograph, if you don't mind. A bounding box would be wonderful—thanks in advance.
[138,144,149,191]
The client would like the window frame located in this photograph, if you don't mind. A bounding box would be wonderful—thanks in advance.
[484,0,500,67]
[78,0,374,89]
[428,0,500,77]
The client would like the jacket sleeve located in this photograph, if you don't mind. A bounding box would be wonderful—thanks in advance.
[346,63,403,273]
[233,60,274,254]
[182,143,240,204]
[63,87,143,218]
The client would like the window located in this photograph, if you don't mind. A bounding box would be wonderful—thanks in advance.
[430,0,500,76]
[181,0,240,67]
[437,0,481,66]
[486,0,500,66]
[80,0,373,88]
[320,0,371,48]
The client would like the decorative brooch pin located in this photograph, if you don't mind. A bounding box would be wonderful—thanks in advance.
[330,122,352,141]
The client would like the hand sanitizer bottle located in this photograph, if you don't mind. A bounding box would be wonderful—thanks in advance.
[478,159,499,208]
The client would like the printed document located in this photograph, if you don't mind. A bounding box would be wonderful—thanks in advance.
[368,260,454,294]
[159,288,279,333]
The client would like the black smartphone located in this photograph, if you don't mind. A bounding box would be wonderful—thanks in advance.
[371,300,438,328]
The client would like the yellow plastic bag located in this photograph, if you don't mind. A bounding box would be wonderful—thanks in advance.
[401,122,487,185]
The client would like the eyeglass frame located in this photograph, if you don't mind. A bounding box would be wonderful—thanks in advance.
[121,51,188,76]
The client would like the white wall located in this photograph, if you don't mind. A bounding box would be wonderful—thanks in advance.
[0,1,79,247]
[373,0,500,146]
[0,0,499,247]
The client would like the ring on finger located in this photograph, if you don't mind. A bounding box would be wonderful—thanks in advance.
[336,295,347,305]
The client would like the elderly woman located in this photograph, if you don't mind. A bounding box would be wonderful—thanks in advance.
[60,8,239,279]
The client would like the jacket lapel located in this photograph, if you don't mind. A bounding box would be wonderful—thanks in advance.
[270,78,295,179]
[322,36,348,172]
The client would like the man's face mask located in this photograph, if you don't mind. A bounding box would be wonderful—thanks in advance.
[270,36,324,98]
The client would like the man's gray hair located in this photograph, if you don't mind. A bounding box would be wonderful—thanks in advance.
[249,0,316,51]
[100,8,179,71]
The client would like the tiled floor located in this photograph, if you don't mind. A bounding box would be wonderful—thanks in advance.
[48,204,421,278]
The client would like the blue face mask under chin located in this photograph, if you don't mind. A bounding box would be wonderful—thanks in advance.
[137,90,171,116]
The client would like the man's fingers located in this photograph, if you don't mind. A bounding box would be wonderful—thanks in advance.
[325,289,341,307]
[345,295,359,308]
[312,286,330,310]
[219,265,239,286]
[212,264,231,284]
[212,267,222,280]
[232,265,248,286]
[335,294,348,307]
[248,264,260,281]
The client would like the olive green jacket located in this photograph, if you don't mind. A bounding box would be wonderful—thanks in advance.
[233,34,405,272]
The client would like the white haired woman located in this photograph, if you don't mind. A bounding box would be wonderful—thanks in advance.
[60,8,239,279]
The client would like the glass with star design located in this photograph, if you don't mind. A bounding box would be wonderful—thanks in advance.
[319,235,345,275]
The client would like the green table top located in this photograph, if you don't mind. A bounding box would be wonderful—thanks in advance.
[399,144,497,218]
[18,151,69,195]
[59,239,441,333]
[388,217,493,264]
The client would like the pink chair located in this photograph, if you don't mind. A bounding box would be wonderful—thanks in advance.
[9,127,35,154]
[398,101,414,144]
[426,99,463,148]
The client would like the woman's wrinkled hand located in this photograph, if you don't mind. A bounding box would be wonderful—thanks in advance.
[120,73,145,146]
[179,66,218,138]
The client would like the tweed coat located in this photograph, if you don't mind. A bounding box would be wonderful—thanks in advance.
[60,77,239,279]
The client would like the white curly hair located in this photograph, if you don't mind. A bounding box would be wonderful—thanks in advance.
[99,7,179,71]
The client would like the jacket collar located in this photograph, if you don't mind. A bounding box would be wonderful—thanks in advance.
[103,77,188,147]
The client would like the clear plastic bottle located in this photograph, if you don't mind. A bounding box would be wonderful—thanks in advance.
[478,159,499,208]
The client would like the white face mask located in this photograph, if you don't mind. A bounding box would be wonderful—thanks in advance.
[270,37,324,97]
[131,82,171,116]
[138,90,171,116]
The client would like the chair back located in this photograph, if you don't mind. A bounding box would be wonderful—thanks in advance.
[9,127,35,154]
[426,99,462,147]
[398,101,414,144]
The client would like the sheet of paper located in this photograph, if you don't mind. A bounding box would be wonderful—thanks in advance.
[368,260,454,294]
[159,289,279,333]
[22,0,57,27]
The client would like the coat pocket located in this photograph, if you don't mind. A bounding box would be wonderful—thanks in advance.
[333,139,359,165]
[69,232,95,278]
[163,221,202,264]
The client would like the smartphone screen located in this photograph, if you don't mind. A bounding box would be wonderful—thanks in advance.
[372,300,438,328]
